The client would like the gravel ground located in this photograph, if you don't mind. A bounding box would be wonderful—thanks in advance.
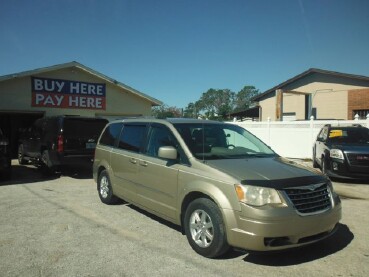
[0,160,368,277]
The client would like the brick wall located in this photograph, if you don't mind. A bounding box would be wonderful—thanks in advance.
[348,89,369,119]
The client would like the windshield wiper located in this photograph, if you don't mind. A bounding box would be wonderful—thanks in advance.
[246,153,274,158]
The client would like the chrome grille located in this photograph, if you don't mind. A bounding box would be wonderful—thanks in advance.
[347,153,369,166]
[283,183,332,215]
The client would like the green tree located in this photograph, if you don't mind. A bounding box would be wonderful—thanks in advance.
[183,102,197,118]
[196,89,235,120]
[151,104,182,119]
[234,86,260,112]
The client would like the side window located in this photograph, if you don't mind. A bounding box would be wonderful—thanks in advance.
[145,125,178,158]
[318,127,328,141]
[118,124,146,153]
[321,128,329,141]
[99,123,123,147]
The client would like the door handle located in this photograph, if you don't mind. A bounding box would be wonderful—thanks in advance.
[129,158,137,164]
[139,161,148,167]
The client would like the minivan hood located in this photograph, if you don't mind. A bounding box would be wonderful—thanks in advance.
[205,157,326,189]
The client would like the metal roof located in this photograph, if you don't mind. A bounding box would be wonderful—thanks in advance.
[0,61,162,106]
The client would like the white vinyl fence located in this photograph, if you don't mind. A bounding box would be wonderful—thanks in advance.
[230,116,369,159]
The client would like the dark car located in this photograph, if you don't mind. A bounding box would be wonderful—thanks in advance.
[313,124,369,179]
[18,116,108,173]
[0,128,12,180]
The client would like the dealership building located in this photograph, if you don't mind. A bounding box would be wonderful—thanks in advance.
[0,61,162,155]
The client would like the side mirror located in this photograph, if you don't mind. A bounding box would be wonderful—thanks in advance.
[158,146,177,160]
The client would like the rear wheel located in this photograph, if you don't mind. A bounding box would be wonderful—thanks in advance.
[40,150,54,176]
[98,170,119,204]
[184,198,229,258]
[0,166,11,181]
[18,144,27,165]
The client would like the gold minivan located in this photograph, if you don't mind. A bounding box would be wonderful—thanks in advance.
[93,118,341,258]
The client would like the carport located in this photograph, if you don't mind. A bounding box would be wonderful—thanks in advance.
[0,111,44,157]
[0,61,162,159]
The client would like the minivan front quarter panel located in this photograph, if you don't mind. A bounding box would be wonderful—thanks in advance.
[177,170,242,215]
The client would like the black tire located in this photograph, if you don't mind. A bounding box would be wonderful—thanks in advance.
[18,144,27,165]
[321,158,327,175]
[312,149,319,168]
[184,198,229,258]
[40,150,54,176]
[98,170,119,204]
[0,168,11,181]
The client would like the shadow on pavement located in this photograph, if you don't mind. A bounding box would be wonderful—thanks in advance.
[332,177,369,185]
[243,223,353,266]
[0,160,93,186]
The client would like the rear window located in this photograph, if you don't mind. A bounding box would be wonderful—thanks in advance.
[99,123,123,146]
[63,118,108,138]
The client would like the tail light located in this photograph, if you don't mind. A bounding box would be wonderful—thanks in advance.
[0,140,9,146]
[57,135,64,153]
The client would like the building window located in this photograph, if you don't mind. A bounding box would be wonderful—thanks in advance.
[353,110,369,119]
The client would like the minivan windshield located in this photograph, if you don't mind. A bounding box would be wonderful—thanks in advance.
[174,123,275,160]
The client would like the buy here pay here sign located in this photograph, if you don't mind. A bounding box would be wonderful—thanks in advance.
[31,77,106,110]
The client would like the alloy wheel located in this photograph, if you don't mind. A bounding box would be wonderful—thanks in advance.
[100,176,109,199]
[189,209,214,248]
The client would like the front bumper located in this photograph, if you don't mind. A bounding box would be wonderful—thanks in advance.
[326,158,369,180]
[224,198,342,252]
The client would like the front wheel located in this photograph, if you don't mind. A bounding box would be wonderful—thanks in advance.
[312,149,319,168]
[321,158,327,175]
[184,198,229,258]
[98,170,119,204]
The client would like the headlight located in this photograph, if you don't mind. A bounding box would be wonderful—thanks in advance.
[330,149,344,160]
[235,184,282,206]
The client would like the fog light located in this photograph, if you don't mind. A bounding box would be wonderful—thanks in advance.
[332,162,339,171]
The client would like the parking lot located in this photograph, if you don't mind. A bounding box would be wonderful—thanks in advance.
[1,161,369,277]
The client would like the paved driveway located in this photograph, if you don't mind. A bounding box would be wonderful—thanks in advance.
[0,161,368,277]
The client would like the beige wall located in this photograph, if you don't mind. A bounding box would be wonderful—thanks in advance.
[260,95,275,121]
[313,89,347,119]
[258,74,369,121]
[283,93,306,119]
[0,67,153,118]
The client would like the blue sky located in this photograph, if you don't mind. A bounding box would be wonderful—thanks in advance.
[1,0,369,108]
